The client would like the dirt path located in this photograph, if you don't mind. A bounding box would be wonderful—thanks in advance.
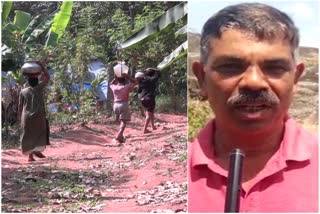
[2,113,187,213]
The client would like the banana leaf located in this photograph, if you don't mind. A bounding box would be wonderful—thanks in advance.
[157,41,187,70]
[1,44,12,56]
[21,14,41,42]
[120,2,187,50]
[2,23,18,48]
[13,10,31,32]
[46,1,73,47]
[2,22,19,33]
[91,69,108,90]
[2,1,12,27]
[25,9,58,44]
[175,25,187,37]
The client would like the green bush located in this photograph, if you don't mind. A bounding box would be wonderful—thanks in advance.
[50,112,76,126]
[188,99,214,141]
[1,125,20,149]
[155,95,171,113]
[156,95,187,113]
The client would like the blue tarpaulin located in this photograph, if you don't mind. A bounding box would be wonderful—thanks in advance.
[97,84,109,101]
[48,60,111,112]
[83,84,91,90]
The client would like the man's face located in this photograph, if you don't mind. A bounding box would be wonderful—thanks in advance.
[193,29,304,133]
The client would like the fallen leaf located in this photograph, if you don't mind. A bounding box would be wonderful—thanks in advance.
[53,199,62,205]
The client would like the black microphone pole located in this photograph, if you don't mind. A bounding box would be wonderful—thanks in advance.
[224,148,245,212]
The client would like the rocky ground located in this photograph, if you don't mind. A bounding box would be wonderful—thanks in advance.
[2,113,187,213]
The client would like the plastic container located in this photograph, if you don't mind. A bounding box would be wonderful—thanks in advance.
[113,61,129,77]
[21,61,42,75]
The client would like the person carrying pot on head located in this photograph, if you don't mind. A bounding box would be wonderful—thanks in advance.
[135,68,161,134]
[109,73,138,144]
[18,61,50,162]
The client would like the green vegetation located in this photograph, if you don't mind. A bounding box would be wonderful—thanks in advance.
[188,99,213,141]
[2,167,109,212]
[2,1,187,145]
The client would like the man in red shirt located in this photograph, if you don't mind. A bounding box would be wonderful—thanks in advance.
[189,3,318,212]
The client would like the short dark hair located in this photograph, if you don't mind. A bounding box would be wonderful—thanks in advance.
[117,77,126,84]
[28,77,39,87]
[145,69,155,76]
[200,3,300,63]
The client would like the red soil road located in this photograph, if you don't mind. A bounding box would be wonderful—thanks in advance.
[2,113,187,212]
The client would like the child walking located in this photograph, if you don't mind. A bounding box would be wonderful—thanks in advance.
[109,73,137,143]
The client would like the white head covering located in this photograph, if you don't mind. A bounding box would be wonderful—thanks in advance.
[135,72,145,79]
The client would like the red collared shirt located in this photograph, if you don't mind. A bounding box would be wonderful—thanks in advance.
[188,118,318,212]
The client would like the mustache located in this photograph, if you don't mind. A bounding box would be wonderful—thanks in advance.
[227,90,279,107]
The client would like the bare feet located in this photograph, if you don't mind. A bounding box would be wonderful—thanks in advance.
[34,151,46,158]
[112,139,120,144]
[143,129,151,134]
[28,154,35,162]
[115,136,125,143]
[112,138,124,147]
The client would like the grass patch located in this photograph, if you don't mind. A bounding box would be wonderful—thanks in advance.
[1,125,20,149]
[178,150,187,162]
[188,99,213,141]
[156,95,187,114]
[2,167,108,212]
[164,135,187,162]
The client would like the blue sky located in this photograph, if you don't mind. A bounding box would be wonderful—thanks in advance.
[188,0,319,47]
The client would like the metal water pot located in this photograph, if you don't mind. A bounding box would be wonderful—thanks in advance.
[113,61,129,77]
[21,61,42,75]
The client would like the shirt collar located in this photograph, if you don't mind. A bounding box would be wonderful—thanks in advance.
[191,118,313,169]
[280,118,313,162]
[190,120,215,168]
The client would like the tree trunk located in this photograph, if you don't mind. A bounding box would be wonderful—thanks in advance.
[170,67,177,112]
[129,2,135,30]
